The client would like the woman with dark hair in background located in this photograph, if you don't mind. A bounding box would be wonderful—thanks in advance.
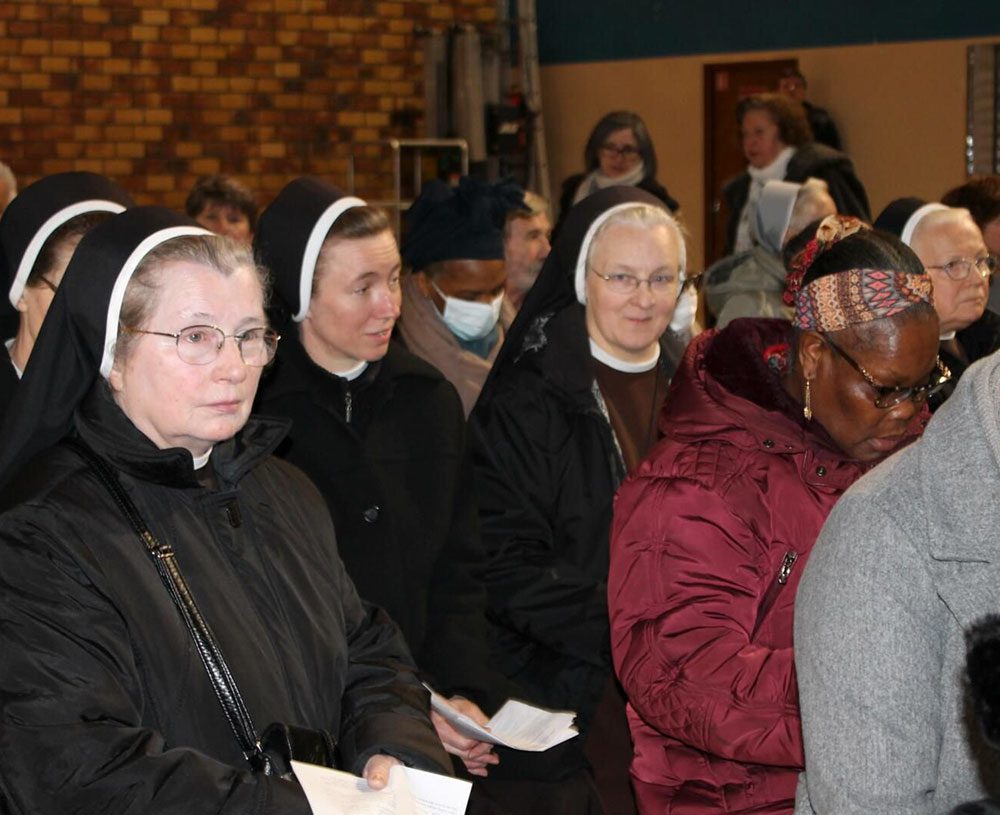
[723,93,870,255]
[610,216,945,814]
[0,207,449,813]
[0,171,132,422]
[556,111,679,232]
[185,173,258,244]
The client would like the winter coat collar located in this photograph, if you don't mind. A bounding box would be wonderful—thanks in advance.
[73,381,289,490]
[518,303,681,415]
[260,334,443,407]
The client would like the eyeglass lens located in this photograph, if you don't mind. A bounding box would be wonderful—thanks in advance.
[175,326,278,366]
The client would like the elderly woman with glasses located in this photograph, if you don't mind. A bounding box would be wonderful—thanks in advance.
[875,199,999,410]
[0,208,449,813]
[556,111,679,235]
[608,215,944,815]
[469,186,688,814]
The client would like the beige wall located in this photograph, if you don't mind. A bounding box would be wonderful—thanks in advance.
[540,37,996,272]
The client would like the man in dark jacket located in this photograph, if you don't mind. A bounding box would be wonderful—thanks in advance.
[778,67,843,151]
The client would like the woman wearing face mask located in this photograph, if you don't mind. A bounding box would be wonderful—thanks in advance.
[608,216,944,814]
[397,178,524,416]
[0,171,133,422]
[469,186,688,814]
[722,93,870,256]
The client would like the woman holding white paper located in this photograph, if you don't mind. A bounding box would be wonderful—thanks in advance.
[0,207,450,813]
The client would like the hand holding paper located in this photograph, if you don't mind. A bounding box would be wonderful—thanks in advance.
[430,696,499,776]
[425,685,579,752]
[292,760,472,815]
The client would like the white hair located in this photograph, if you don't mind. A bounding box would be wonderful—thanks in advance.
[785,177,836,245]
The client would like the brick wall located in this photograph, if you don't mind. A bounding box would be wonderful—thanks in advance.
[0,0,496,212]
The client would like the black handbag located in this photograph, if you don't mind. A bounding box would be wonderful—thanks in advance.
[69,439,339,778]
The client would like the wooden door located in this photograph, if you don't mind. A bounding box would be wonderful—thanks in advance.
[703,58,798,266]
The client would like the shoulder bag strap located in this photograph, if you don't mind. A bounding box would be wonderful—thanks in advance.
[66,438,270,773]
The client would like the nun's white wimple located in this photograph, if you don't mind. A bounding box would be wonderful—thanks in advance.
[900,203,948,247]
[8,199,127,308]
[99,225,212,379]
[295,196,367,321]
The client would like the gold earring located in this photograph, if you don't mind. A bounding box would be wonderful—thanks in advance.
[803,379,813,421]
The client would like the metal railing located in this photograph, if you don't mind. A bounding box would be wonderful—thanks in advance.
[351,138,470,237]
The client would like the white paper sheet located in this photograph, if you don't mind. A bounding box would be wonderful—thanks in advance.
[291,761,471,815]
[426,686,579,752]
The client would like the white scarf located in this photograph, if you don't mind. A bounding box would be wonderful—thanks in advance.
[734,147,795,253]
[572,161,647,206]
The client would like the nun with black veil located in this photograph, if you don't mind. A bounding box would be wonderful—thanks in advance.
[0,207,449,813]
[468,186,689,814]
[0,170,133,422]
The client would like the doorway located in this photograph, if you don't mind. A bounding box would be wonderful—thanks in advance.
[703,58,798,266]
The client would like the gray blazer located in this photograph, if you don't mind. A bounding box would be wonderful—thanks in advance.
[794,351,1000,814]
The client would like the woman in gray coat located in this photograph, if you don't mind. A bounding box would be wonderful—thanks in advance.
[794,353,1000,813]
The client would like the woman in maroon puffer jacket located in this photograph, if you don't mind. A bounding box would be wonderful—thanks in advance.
[609,217,948,814]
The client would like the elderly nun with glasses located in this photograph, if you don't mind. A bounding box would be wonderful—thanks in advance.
[0,208,449,813]
[875,198,1000,410]
[468,186,688,814]
[608,215,946,815]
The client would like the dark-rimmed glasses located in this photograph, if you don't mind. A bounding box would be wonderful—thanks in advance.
[598,143,641,161]
[924,254,997,281]
[122,324,280,367]
[589,267,678,295]
[821,334,951,409]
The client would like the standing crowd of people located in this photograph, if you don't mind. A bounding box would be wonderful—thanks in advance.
[1,67,1000,815]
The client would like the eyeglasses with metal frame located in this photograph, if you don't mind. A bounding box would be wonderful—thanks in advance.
[589,266,679,295]
[923,254,997,281]
[821,333,951,409]
[121,324,280,366]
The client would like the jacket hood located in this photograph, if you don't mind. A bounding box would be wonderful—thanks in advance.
[662,318,802,444]
[914,351,1000,562]
[660,318,900,489]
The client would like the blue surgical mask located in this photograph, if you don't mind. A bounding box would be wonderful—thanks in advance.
[431,280,503,341]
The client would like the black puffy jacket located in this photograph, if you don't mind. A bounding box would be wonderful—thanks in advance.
[256,337,515,712]
[0,384,449,814]
[468,303,683,733]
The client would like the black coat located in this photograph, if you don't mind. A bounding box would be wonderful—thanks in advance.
[256,337,513,712]
[931,310,1000,411]
[0,384,449,814]
[0,355,16,427]
[803,100,842,152]
[468,304,684,734]
[722,142,871,255]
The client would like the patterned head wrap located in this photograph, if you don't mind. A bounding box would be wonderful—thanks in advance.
[786,214,932,333]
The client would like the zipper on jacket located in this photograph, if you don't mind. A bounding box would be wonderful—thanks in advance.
[776,550,797,584]
[344,388,352,424]
[751,551,798,638]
